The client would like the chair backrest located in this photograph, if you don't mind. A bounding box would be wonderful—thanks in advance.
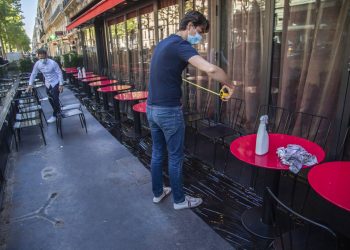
[285,111,332,148]
[266,187,337,250]
[337,125,350,160]
[219,97,245,130]
[253,105,291,134]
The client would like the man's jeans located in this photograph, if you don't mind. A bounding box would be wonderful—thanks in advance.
[46,84,61,117]
[146,105,185,203]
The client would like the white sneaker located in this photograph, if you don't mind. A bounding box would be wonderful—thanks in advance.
[47,116,56,123]
[153,187,172,203]
[174,195,203,210]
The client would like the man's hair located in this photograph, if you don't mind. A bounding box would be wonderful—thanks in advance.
[36,48,47,55]
[179,11,209,33]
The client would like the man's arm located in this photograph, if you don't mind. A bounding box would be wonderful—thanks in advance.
[188,55,233,89]
[28,62,39,86]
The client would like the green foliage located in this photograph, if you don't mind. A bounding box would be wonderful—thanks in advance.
[0,0,31,54]
[7,60,19,72]
[62,52,83,68]
[53,56,62,68]
[19,57,33,73]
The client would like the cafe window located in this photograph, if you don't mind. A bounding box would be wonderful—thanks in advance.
[140,5,156,87]
[83,26,99,73]
[115,17,129,82]
[221,0,266,129]
[271,0,350,148]
[126,11,142,89]
[182,0,214,120]
[107,20,119,80]
[157,0,179,41]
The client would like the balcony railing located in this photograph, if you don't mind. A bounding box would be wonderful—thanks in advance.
[50,4,63,23]
[63,0,72,8]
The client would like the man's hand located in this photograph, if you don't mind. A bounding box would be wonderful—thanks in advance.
[59,85,64,93]
[220,85,233,102]
[26,85,33,93]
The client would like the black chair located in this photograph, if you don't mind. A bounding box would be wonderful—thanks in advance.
[252,105,291,134]
[56,106,87,139]
[266,187,338,250]
[285,111,332,210]
[194,97,245,167]
[336,125,350,160]
[11,90,46,151]
[285,111,332,149]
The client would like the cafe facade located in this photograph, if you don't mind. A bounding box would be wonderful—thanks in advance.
[66,0,350,160]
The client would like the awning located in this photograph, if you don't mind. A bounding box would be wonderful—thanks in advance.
[66,0,125,31]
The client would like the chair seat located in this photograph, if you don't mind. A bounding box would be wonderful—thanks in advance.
[13,119,42,129]
[199,124,237,139]
[61,103,81,111]
[16,111,40,121]
[19,105,42,113]
[60,108,82,118]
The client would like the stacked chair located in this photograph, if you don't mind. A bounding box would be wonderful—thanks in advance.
[11,86,46,151]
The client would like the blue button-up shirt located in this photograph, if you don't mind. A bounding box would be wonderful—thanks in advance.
[29,59,64,88]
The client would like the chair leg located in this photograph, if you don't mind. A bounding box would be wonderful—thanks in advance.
[81,114,87,133]
[300,186,311,213]
[290,174,298,208]
[59,118,63,139]
[39,125,46,145]
[41,111,48,125]
[213,140,218,167]
[79,114,84,128]
[193,131,199,155]
[13,129,19,151]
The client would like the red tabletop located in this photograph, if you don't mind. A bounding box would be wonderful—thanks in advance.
[308,161,350,212]
[73,73,94,77]
[65,69,78,74]
[74,74,98,79]
[114,91,148,101]
[89,80,118,87]
[230,134,325,170]
[81,76,108,82]
[132,102,147,113]
[97,85,132,93]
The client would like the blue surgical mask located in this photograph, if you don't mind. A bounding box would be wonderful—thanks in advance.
[187,32,202,45]
[40,58,47,64]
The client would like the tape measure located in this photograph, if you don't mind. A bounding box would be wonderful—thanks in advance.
[182,78,229,101]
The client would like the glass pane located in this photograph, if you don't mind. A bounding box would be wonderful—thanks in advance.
[183,0,213,119]
[127,16,142,89]
[222,0,266,128]
[271,0,350,141]
[108,24,119,80]
[141,9,156,88]
[83,26,98,73]
[116,21,128,82]
[157,3,179,41]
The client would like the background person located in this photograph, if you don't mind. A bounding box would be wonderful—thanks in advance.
[147,11,234,210]
[27,49,64,123]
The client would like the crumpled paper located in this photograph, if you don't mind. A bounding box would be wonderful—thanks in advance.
[276,144,318,174]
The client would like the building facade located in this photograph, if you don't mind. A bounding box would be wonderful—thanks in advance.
[30,0,348,159]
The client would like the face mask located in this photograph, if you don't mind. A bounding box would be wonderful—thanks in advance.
[187,31,202,45]
[40,58,47,64]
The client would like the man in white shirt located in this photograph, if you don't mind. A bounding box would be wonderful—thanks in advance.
[27,49,64,123]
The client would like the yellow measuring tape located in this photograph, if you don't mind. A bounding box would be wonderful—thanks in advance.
[182,78,229,100]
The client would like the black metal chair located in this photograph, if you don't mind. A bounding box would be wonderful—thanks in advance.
[194,97,245,167]
[266,187,338,250]
[285,111,332,210]
[11,90,46,151]
[285,111,332,149]
[56,106,87,139]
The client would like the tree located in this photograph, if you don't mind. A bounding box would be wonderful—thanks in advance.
[0,0,30,56]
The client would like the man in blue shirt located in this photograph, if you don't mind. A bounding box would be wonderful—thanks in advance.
[147,11,233,210]
[27,49,64,123]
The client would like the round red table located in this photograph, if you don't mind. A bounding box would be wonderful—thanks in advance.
[308,161,350,212]
[114,91,148,136]
[88,80,118,103]
[80,77,108,95]
[230,133,325,239]
[97,85,132,111]
[132,102,146,113]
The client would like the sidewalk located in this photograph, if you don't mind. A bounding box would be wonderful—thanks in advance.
[0,87,233,250]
